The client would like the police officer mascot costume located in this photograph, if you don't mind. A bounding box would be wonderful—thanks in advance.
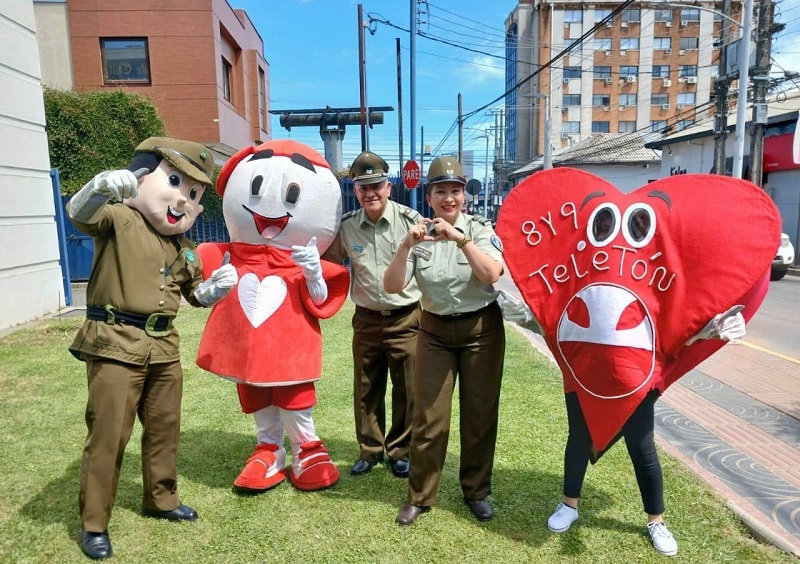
[66,137,238,560]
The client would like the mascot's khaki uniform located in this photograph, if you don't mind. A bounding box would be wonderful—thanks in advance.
[67,138,216,535]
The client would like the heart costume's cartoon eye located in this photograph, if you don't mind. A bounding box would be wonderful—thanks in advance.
[587,203,621,247]
[621,203,657,248]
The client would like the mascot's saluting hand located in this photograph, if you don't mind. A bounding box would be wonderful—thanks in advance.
[196,139,349,491]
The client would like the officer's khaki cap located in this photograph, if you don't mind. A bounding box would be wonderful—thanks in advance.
[350,151,389,185]
[135,137,214,186]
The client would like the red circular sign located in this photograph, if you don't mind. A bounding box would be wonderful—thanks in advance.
[402,160,421,189]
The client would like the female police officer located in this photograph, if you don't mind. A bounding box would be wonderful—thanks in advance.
[383,156,506,525]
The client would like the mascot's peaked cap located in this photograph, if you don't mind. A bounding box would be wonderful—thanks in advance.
[216,139,333,197]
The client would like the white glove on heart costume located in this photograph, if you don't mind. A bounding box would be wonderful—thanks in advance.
[685,305,746,345]
[497,289,544,335]
[291,236,328,305]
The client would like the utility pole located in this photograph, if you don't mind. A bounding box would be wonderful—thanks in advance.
[732,0,755,179]
[357,4,367,151]
[457,93,463,163]
[749,0,774,188]
[713,0,732,175]
[409,0,418,210]
[396,38,403,172]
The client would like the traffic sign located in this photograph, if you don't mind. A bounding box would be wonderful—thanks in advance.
[402,160,421,189]
[465,178,482,195]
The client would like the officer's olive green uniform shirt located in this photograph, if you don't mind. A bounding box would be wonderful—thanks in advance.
[326,200,422,310]
[407,213,503,315]
[67,202,205,365]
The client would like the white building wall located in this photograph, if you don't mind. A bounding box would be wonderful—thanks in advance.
[0,1,66,331]
[573,164,659,193]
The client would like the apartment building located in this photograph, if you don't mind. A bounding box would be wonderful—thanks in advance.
[34,0,270,158]
[505,0,741,168]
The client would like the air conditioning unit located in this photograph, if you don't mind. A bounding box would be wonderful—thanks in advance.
[563,77,570,84]
[603,105,611,111]
[679,49,686,55]
[605,50,612,57]
[626,75,637,83]
[605,76,613,84]
[605,21,613,28]
[620,50,627,56]
[619,105,627,111]
[686,76,698,84]
[662,103,671,110]
[676,104,685,109]
[680,20,689,27]
[665,21,673,28]
[561,132,571,139]
[663,79,672,87]
[621,21,628,28]
[664,48,672,54]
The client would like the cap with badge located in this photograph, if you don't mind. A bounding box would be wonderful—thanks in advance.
[134,137,215,186]
[350,151,390,186]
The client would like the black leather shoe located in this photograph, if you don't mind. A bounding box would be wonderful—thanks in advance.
[350,458,380,476]
[465,498,494,522]
[395,503,430,526]
[389,459,410,478]
[81,530,112,560]
[141,503,198,522]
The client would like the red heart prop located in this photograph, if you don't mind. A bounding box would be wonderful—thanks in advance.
[496,169,781,450]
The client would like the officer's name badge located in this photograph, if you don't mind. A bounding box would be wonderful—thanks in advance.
[491,235,503,252]
[412,246,432,260]
[351,245,365,252]
[186,250,196,263]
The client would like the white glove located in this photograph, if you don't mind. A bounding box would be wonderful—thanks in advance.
[685,305,746,345]
[193,252,239,307]
[68,168,147,223]
[497,289,543,335]
[291,236,327,305]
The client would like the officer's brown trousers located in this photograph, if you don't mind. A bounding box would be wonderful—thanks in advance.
[352,307,420,462]
[407,301,505,506]
[79,357,183,532]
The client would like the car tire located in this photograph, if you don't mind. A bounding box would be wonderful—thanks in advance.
[770,269,787,281]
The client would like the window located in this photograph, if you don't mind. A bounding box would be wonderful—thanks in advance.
[593,66,612,79]
[222,58,233,101]
[654,37,672,50]
[619,93,638,106]
[677,92,696,105]
[100,38,151,85]
[621,38,640,51]
[592,121,611,133]
[564,10,583,23]
[651,120,669,132]
[258,67,267,130]
[680,37,699,50]
[594,38,612,51]
[680,9,700,22]
[653,65,670,79]
[563,94,581,106]
[592,94,611,106]
[651,93,669,105]
[594,8,612,23]
[621,9,640,22]
[564,66,582,79]
[620,65,639,77]
[676,119,694,131]
[619,121,636,133]
[564,121,580,133]
[679,65,698,77]
[655,9,673,22]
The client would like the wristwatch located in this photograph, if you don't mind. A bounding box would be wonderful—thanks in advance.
[456,234,472,249]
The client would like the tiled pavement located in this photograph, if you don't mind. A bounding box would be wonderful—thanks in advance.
[496,274,800,557]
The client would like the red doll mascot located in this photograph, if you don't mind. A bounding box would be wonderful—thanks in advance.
[496,169,781,556]
[196,140,349,491]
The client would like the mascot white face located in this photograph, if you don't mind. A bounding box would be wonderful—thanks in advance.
[219,140,342,253]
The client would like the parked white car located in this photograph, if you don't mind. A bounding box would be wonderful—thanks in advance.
[772,233,795,281]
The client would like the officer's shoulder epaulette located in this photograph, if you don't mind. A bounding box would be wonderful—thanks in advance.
[399,205,423,222]
[341,209,359,221]
[471,214,492,226]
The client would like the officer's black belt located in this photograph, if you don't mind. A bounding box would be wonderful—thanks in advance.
[424,301,497,321]
[86,305,173,333]
[356,302,419,319]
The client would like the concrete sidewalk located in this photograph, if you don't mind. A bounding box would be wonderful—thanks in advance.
[496,274,800,557]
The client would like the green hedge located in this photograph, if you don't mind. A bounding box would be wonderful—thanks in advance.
[44,89,166,195]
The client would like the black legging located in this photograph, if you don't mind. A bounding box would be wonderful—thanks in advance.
[562,390,664,515]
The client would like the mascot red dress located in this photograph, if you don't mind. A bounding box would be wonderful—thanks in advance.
[197,140,349,491]
[496,169,781,454]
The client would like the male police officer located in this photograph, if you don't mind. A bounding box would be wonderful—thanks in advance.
[324,151,422,478]
[67,137,237,560]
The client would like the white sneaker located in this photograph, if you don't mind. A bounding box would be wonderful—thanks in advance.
[648,521,678,557]
[547,502,579,533]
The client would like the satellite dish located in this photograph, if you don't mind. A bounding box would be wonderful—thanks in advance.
[466,179,482,195]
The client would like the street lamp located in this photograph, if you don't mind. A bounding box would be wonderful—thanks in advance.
[467,127,492,216]
[524,93,552,170]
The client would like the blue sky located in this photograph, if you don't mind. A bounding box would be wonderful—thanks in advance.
[235,0,800,182]
[234,0,511,182]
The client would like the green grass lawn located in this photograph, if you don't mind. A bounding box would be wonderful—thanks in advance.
[0,302,792,563]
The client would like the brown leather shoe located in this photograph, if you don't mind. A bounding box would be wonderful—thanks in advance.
[465,498,494,522]
[395,503,430,526]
